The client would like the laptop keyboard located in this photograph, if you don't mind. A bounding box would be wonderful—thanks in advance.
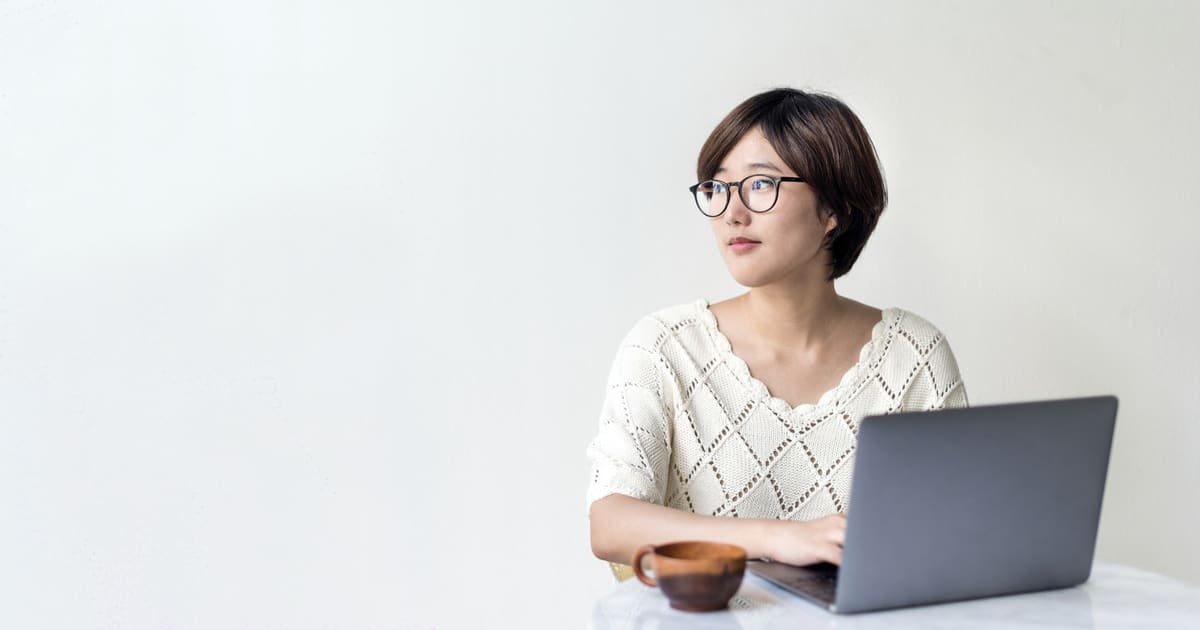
[750,561,839,604]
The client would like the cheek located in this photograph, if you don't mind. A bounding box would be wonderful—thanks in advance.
[766,221,830,261]
[784,208,828,239]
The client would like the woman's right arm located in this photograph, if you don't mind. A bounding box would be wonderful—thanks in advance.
[589,493,847,567]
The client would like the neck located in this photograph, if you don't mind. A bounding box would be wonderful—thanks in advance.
[735,276,846,353]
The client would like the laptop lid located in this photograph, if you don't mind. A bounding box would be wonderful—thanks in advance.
[833,396,1118,614]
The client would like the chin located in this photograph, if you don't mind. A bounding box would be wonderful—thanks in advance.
[725,250,826,287]
[725,267,782,288]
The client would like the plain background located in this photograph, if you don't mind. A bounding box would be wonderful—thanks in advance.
[2,1,1198,627]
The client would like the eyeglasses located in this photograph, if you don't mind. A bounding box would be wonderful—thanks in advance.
[689,174,805,218]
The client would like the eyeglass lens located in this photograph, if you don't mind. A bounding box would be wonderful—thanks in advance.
[694,175,780,217]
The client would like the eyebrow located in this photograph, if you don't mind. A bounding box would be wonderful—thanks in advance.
[714,161,783,175]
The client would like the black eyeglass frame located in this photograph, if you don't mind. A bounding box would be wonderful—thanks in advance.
[689,174,806,218]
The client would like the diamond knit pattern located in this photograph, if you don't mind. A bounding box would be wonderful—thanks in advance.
[586,298,968,520]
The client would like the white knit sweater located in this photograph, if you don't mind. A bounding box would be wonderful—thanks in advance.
[586,298,968,520]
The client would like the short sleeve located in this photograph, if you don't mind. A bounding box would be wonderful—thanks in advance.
[585,318,675,513]
[927,334,969,410]
[887,311,970,413]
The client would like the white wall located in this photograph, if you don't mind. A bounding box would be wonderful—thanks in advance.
[2,1,1197,627]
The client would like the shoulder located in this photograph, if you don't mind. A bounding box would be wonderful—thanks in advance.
[880,308,968,407]
[615,299,708,350]
[602,300,709,397]
[889,308,949,342]
[882,307,962,365]
[606,299,715,388]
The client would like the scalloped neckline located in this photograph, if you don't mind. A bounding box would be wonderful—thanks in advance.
[694,298,897,417]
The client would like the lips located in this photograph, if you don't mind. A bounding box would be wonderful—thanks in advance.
[729,238,761,253]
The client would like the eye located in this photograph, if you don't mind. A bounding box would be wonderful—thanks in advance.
[748,176,776,192]
[701,181,728,198]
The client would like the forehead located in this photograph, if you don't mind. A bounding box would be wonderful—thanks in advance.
[715,128,789,174]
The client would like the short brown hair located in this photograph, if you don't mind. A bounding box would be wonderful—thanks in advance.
[697,88,887,281]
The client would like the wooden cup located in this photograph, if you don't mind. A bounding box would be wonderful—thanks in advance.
[631,541,747,612]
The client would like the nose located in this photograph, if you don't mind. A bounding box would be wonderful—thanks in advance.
[724,184,753,225]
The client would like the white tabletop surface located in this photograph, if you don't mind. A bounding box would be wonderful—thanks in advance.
[592,562,1200,629]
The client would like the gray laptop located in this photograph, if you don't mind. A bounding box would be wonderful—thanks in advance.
[748,395,1118,614]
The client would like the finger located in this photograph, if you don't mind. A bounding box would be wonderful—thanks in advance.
[829,527,846,547]
[827,546,844,566]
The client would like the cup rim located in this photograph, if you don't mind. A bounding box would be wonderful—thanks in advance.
[652,540,747,561]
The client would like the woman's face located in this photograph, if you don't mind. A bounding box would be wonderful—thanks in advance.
[709,127,837,288]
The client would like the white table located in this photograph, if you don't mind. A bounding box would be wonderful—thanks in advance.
[592,563,1200,629]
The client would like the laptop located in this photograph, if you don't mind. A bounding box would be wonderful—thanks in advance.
[748,395,1118,614]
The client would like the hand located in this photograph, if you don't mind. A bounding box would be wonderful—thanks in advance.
[761,513,847,566]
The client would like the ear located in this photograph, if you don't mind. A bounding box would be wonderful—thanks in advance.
[823,212,839,237]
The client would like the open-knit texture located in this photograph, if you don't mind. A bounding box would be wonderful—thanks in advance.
[586,298,968,520]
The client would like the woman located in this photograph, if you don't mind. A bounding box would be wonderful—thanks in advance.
[586,88,968,570]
